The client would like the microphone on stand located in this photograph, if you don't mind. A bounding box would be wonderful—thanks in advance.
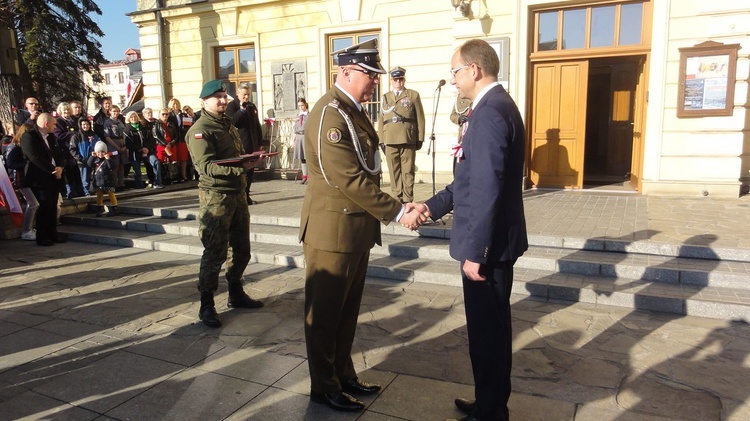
[427,81,446,155]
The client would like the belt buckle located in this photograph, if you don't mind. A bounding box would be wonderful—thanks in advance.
[391,116,399,123]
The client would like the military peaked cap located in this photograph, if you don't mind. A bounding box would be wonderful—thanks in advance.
[332,39,387,74]
[389,66,405,78]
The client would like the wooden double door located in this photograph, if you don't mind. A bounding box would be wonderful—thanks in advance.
[528,56,647,189]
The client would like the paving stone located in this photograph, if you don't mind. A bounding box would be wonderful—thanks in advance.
[0,389,100,421]
[195,345,305,386]
[616,372,722,420]
[32,350,185,414]
[105,368,265,420]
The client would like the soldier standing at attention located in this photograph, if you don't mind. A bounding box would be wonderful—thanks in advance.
[378,66,425,203]
[299,40,427,412]
[186,80,266,328]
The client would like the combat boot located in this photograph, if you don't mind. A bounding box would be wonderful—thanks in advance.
[198,292,222,327]
[227,281,264,309]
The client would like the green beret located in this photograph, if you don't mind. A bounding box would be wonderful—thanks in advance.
[199,79,226,99]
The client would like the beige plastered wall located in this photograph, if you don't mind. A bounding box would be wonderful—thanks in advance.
[130,0,524,185]
[642,0,749,197]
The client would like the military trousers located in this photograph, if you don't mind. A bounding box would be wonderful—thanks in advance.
[385,144,416,203]
[303,244,369,394]
[197,189,251,293]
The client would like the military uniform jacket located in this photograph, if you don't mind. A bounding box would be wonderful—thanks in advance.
[299,86,402,253]
[377,88,425,146]
[186,110,246,193]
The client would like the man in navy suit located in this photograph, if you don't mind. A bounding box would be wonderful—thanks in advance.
[418,39,528,421]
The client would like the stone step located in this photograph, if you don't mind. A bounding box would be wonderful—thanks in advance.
[82,200,750,262]
[61,212,750,290]
[56,224,750,321]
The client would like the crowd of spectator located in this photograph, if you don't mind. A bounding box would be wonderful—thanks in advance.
[1,96,199,245]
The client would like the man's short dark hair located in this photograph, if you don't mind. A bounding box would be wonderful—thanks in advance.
[459,40,500,79]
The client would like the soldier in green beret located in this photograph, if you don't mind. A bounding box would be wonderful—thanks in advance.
[186,79,266,328]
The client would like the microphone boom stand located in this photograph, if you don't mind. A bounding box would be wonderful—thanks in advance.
[426,81,445,225]
[427,83,443,196]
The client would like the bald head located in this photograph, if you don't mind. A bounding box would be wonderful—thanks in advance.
[36,113,56,134]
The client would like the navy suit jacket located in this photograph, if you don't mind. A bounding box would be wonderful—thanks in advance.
[426,84,528,264]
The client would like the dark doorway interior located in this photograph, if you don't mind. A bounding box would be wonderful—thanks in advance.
[583,56,642,189]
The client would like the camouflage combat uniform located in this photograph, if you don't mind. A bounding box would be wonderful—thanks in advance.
[186,109,250,293]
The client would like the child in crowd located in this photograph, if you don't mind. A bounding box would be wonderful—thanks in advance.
[70,119,98,196]
[87,141,119,217]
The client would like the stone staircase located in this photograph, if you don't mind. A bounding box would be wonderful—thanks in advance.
[59,198,750,321]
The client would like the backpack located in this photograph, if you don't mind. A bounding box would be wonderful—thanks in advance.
[4,144,27,188]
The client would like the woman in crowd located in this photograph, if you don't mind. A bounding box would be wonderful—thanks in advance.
[123,111,151,189]
[293,98,309,185]
[167,98,190,182]
[70,119,98,196]
[152,108,176,187]
[5,122,39,240]
[54,102,85,198]
[140,108,158,186]
[103,105,128,190]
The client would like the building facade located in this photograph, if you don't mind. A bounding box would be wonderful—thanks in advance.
[82,48,143,114]
[130,0,749,197]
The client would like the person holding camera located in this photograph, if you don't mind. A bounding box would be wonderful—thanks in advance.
[14,97,43,129]
[225,83,263,205]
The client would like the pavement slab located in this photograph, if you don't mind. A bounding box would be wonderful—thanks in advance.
[4,181,750,419]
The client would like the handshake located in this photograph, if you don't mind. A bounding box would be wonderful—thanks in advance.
[399,202,431,231]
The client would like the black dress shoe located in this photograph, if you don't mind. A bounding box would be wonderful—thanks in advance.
[227,293,264,309]
[342,378,381,395]
[53,234,68,243]
[37,239,54,246]
[455,397,476,414]
[198,305,222,328]
[310,391,364,412]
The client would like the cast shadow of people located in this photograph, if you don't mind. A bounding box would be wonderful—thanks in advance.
[529,128,578,189]
[518,233,739,419]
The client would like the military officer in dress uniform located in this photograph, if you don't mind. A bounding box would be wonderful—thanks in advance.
[299,39,427,413]
[449,96,473,175]
[378,66,425,203]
